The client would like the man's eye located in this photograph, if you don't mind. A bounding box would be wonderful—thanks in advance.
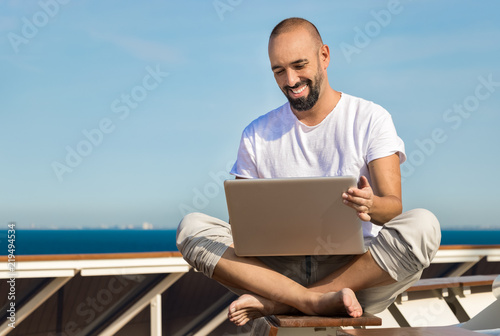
[295,64,305,69]
[274,70,284,75]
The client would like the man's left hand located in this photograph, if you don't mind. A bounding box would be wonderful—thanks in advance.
[342,176,374,222]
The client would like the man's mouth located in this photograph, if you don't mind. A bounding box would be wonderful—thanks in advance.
[289,83,308,96]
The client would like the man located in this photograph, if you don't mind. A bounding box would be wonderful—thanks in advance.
[177,17,440,326]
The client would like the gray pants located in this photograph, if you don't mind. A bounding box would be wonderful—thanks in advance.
[176,209,441,314]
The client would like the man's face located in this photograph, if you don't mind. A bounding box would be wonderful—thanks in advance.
[284,69,323,111]
[268,29,324,112]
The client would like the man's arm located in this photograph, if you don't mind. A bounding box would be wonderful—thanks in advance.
[342,153,402,225]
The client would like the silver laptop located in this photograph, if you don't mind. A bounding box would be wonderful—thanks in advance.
[224,176,365,256]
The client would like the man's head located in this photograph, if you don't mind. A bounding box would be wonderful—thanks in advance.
[268,18,330,112]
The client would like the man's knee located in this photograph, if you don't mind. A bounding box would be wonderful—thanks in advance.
[386,208,441,261]
[370,208,440,282]
[175,212,233,278]
[407,208,440,231]
[405,208,441,265]
[176,212,204,254]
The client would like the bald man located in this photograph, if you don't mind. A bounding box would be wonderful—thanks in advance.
[177,18,441,326]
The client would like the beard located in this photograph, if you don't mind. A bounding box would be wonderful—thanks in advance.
[283,72,323,111]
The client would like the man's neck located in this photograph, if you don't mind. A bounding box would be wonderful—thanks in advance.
[291,88,341,126]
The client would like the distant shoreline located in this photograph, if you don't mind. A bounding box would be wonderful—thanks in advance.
[1,229,499,256]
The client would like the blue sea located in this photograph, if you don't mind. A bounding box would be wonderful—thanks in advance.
[1,229,499,255]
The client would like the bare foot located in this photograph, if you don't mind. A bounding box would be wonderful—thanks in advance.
[312,288,363,318]
[228,294,296,326]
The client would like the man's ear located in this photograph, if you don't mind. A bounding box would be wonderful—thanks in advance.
[320,44,330,70]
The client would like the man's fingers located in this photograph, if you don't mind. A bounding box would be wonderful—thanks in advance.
[344,198,371,221]
[346,188,371,199]
[343,192,371,206]
[343,196,369,209]
[343,177,373,222]
[357,175,370,189]
[343,198,370,213]
[343,189,373,222]
[358,212,371,221]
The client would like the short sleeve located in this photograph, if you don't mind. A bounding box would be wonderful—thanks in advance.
[230,126,259,178]
[366,111,406,164]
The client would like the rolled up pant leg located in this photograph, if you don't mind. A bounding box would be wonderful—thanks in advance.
[357,208,441,313]
[177,209,441,314]
[176,212,233,278]
[176,213,308,296]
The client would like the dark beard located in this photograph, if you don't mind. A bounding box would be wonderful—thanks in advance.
[284,73,322,111]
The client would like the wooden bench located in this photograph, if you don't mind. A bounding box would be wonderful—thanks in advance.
[406,274,497,293]
[252,316,483,335]
[393,274,498,327]
[250,275,498,335]
[337,326,484,335]
[251,313,381,335]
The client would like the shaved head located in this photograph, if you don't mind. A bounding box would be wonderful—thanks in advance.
[268,18,332,114]
[269,17,323,49]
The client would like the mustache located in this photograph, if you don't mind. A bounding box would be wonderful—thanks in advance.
[285,81,309,91]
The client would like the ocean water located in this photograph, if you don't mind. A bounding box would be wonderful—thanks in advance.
[1,229,178,255]
[0,229,499,255]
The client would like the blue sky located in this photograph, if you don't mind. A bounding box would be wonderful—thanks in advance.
[1,0,499,229]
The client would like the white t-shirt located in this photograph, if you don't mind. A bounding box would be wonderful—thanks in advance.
[230,92,406,238]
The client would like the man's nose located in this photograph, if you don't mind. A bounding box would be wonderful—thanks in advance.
[285,70,299,88]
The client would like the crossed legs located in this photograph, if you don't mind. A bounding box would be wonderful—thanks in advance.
[213,245,394,325]
[176,209,441,326]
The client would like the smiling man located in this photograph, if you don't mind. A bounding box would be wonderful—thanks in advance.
[177,18,441,326]
[271,20,331,119]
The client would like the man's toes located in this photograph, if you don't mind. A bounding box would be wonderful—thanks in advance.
[346,306,361,317]
[340,289,362,317]
[229,302,238,314]
[230,308,247,318]
[234,315,249,326]
[230,312,247,326]
[228,300,246,317]
[352,309,362,318]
